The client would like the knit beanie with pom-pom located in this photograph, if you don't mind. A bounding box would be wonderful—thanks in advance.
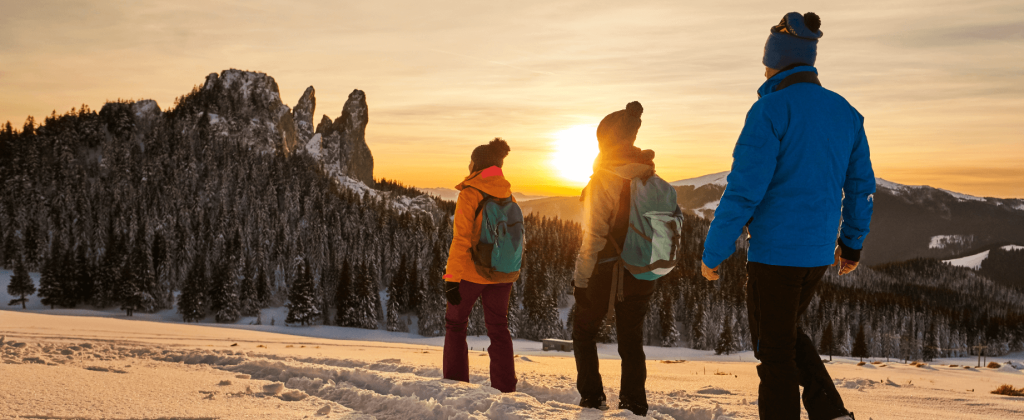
[596,101,643,152]
[763,12,822,70]
[471,138,511,170]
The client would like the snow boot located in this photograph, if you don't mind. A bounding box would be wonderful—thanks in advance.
[619,399,648,416]
[579,395,608,411]
[833,413,855,420]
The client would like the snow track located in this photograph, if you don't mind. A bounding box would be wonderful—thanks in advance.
[1,338,740,419]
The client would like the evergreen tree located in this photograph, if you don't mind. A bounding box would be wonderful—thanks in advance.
[211,256,241,323]
[334,258,354,326]
[286,258,320,326]
[7,259,35,308]
[386,275,406,332]
[38,247,61,309]
[467,300,487,336]
[417,240,447,337]
[178,255,207,322]
[238,262,259,317]
[659,281,679,347]
[407,256,422,315]
[353,261,380,329]
[208,254,240,323]
[255,263,270,308]
[852,322,869,361]
[715,311,736,355]
[391,252,410,312]
[819,321,836,361]
[922,322,939,362]
[73,246,95,306]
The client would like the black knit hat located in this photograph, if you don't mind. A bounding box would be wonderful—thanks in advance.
[471,138,511,171]
[596,101,643,151]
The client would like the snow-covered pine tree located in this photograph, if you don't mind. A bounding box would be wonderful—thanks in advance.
[467,300,486,336]
[407,255,422,315]
[922,321,938,362]
[255,263,270,309]
[334,258,354,327]
[386,275,406,332]
[38,246,61,309]
[238,261,259,317]
[73,245,95,306]
[211,256,240,323]
[391,252,410,313]
[353,261,380,330]
[7,258,35,308]
[715,311,736,355]
[57,245,78,308]
[417,239,447,337]
[178,254,207,322]
[286,257,320,326]
[659,282,680,347]
[852,322,869,361]
[819,321,836,361]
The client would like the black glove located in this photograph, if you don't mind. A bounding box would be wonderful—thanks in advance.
[445,281,462,306]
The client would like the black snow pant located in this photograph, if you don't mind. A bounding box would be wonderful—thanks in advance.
[573,261,655,416]
[746,261,850,420]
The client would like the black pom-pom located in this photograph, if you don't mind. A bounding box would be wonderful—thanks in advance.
[488,137,510,158]
[625,101,643,118]
[803,12,821,33]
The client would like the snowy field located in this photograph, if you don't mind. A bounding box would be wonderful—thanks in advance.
[2,310,1024,420]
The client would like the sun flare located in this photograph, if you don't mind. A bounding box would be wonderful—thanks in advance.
[551,125,600,184]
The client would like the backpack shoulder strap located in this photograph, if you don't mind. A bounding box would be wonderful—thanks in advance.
[463,186,493,219]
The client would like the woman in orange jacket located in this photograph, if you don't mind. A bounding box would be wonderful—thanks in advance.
[442,138,518,393]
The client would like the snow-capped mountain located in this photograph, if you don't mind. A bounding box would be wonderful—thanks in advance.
[520,171,1024,266]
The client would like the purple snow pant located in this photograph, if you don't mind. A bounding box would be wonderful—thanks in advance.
[443,280,517,393]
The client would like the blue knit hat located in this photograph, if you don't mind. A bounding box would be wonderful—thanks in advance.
[763,12,823,70]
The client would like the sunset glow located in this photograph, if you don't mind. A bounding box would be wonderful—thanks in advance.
[551,125,600,185]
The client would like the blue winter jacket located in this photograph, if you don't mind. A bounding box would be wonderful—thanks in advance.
[702,66,875,269]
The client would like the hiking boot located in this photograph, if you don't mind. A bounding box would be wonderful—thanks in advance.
[619,400,649,416]
[579,395,608,410]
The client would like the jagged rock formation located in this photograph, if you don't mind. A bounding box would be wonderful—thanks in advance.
[109,69,376,187]
[314,90,375,187]
[197,70,299,155]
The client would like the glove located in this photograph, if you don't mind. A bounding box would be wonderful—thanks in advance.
[445,281,462,306]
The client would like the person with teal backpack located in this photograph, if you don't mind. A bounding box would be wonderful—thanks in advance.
[572,102,683,416]
[442,138,523,393]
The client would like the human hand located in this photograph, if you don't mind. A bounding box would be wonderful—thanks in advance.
[701,262,720,281]
[445,281,462,305]
[832,246,859,275]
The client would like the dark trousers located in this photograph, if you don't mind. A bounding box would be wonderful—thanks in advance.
[746,261,848,420]
[572,263,655,414]
[443,281,517,393]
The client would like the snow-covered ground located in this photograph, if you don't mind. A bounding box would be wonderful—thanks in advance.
[3,311,1024,419]
[944,245,1024,269]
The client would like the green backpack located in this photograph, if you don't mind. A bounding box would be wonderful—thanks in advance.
[469,189,524,283]
[610,174,685,281]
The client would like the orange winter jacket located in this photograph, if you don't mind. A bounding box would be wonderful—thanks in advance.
[443,166,517,285]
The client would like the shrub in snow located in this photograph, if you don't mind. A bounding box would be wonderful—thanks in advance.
[991,384,1024,397]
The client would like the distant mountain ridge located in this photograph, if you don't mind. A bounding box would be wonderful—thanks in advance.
[418,187,545,203]
[520,171,1024,266]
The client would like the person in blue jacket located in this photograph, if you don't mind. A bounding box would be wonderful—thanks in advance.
[701,12,873,420]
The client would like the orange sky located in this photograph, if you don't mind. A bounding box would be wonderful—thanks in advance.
[1,0,1022,197]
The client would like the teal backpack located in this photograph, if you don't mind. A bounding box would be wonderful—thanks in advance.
[470,190,524,283]
[609,174,684,281]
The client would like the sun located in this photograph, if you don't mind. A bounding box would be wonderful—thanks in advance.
[551,125,600,184]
